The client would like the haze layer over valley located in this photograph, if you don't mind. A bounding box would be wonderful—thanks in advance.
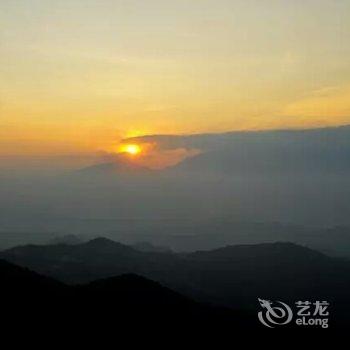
[1,126,350,256]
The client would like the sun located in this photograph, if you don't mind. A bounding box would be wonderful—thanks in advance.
[120,144,142,155]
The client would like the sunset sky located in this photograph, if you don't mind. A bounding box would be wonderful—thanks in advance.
[1,0,350,156]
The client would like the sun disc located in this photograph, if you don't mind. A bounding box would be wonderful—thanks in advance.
[120,144,141,155]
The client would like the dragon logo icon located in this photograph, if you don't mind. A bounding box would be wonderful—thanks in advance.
[258,298,293,328]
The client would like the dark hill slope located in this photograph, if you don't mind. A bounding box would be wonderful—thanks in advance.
[0,259,252,331]
[2,240,349,327]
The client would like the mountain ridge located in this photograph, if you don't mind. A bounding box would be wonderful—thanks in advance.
[1,258,249,330]
[2,239,349,322]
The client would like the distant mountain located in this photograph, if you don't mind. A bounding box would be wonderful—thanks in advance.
[0,237,182,283]
[77,153,153,176]
[125,221,350,257]
[77,125,350,178]
[2,239,349,327]
[0,258,251,331]
[165,125,350,176]
[48,234,85,245]
[2,221,349,257]
[80,161,151,174]
[131,241,173,253]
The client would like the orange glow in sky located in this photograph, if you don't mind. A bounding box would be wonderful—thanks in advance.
[1,1,350,156]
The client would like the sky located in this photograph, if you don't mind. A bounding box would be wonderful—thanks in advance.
[1,0,350,156]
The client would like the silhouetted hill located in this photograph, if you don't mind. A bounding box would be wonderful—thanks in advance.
[0,259,252,331]
[0,259,69,328]
[0,258,67,297]
[2,239,350,328]
[183,242,350,328]
[77,273,234,323]
[184,242,348,301]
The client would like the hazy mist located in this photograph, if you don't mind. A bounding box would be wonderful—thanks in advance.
[1,126,350,251]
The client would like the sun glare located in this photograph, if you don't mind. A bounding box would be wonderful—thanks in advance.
[120,144,141,155]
